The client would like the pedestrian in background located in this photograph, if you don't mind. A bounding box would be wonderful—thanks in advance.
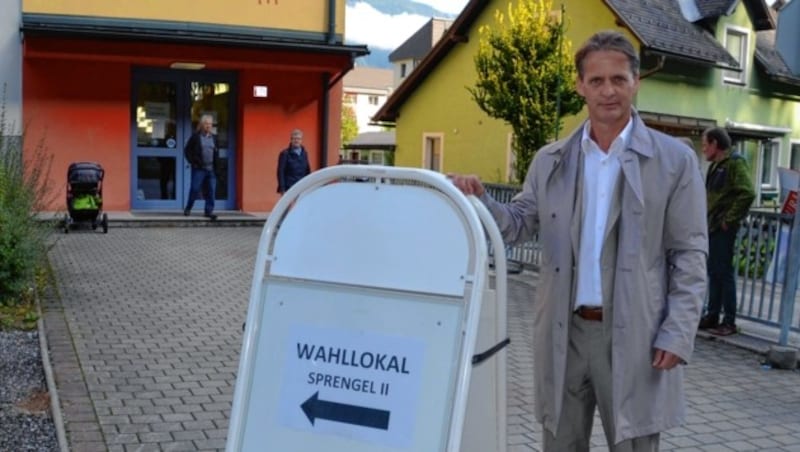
[450,30,707,451]
[277,129,311,194]
[698,127,755,336]
[184,114,219,221]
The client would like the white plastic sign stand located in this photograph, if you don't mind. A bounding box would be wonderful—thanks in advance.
[226,166,507,452]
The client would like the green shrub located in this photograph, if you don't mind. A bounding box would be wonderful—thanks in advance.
[735,234,775,278]
[0,85,55,306]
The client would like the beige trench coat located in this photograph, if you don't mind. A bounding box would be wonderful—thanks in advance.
[484,113,708,443]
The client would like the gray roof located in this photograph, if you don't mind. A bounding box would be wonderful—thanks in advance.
[343,67,394,91]
[389,18,453,62]
[696,0,738,18]
[604,0,739,69]
[343,131,396,150]
[755,30,800,86]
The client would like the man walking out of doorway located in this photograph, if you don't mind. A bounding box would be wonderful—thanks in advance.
[184,114,219,221]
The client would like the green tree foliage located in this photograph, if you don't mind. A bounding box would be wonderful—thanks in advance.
[341,104,359,146]
[0,85,55,306]
[469,0,584,183]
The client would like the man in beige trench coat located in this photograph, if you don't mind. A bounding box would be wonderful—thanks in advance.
[452,31,707,451]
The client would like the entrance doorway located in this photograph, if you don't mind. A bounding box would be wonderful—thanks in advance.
[131,69,236,210]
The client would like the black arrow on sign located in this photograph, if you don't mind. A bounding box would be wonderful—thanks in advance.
[301,391,390,430]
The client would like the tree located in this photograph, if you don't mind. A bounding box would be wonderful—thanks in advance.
[341,104,359,146]
[469,0,584,184]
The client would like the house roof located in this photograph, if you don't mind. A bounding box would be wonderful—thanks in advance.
[603,0,739,69]
[21,13,370,57]
[389,18,454,62]
[746,0,776,31]
[755,30,800,86]
[695,0,738,19]
[342,131,396,150]
[343,67,393,92]
[373,0,777,124]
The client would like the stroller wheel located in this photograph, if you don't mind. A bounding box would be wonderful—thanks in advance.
[92,220,98,230]
[102,213,109,234]
[63,214,70,234]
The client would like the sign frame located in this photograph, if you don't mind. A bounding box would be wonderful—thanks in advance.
[226,166,499,452]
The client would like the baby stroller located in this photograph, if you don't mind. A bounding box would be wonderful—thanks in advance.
[63,162,108,233]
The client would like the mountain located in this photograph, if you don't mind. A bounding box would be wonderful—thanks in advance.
[345,0,453,17]
[355,49,393,69]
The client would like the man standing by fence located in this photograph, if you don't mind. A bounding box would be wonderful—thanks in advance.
[451,30,707,451]
[699,127,756,336]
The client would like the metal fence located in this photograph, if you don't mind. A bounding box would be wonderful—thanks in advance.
[483,182,800,344]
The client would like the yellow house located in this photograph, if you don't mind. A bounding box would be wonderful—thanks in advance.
[373,0,633,183]
[375,0,796,188]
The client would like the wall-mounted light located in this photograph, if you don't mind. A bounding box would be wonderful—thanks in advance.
[170,62,206,70]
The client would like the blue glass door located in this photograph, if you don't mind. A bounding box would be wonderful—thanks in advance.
[131,69,236,210]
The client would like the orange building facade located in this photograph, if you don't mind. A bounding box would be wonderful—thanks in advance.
[19,0,366,212]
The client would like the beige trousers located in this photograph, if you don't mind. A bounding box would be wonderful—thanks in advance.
[542,314,659,452]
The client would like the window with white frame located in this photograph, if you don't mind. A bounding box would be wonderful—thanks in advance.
[791,142,800,171]
[368,95,379,106]
[400,63,407,78]
[723,26,748,85]
[759,139,779,190]
[369,151,385,165]
[423,134,443,172]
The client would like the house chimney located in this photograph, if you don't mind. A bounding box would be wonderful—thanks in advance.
[776,0,800,75]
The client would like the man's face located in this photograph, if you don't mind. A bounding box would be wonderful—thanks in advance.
[201,119,213,134]
[701,135,722,162]
[291,134,303,147]
[576,50,640,128]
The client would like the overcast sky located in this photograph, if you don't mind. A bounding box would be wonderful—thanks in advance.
[345,0,469,50]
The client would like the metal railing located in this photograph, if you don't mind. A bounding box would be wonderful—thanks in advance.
[483,182,800,344]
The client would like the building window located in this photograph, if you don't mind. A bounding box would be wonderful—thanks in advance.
[369,151,385,165]
[791,142,800,170]
[368,95,379,105]
[400,63,407,78]
[423,134,443,172]
[759,140,779,189]
[723,27,748,85]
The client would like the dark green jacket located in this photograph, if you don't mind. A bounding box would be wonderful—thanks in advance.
[706,153,755,232]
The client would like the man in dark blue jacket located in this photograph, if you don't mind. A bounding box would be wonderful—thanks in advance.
[277,129,311,194]
[184,114,219,220]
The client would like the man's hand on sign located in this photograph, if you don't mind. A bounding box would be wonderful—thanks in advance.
[448,174,485,197]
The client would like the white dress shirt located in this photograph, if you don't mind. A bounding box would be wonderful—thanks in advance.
[574,118,633,309]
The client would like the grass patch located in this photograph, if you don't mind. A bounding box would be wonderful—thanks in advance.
[0,265,53,331]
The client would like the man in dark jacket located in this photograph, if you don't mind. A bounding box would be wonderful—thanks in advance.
[699,127,756,336]
[184,114,219,220]
[277,129,311,194]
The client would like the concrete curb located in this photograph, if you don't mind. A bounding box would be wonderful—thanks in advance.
[36,306,69,452]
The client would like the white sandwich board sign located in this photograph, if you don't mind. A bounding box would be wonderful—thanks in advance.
[226,166,508,452]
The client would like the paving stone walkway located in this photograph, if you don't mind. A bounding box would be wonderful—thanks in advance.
[43,227,800,451]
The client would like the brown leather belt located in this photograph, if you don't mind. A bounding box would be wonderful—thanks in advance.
[575,306,603,322]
